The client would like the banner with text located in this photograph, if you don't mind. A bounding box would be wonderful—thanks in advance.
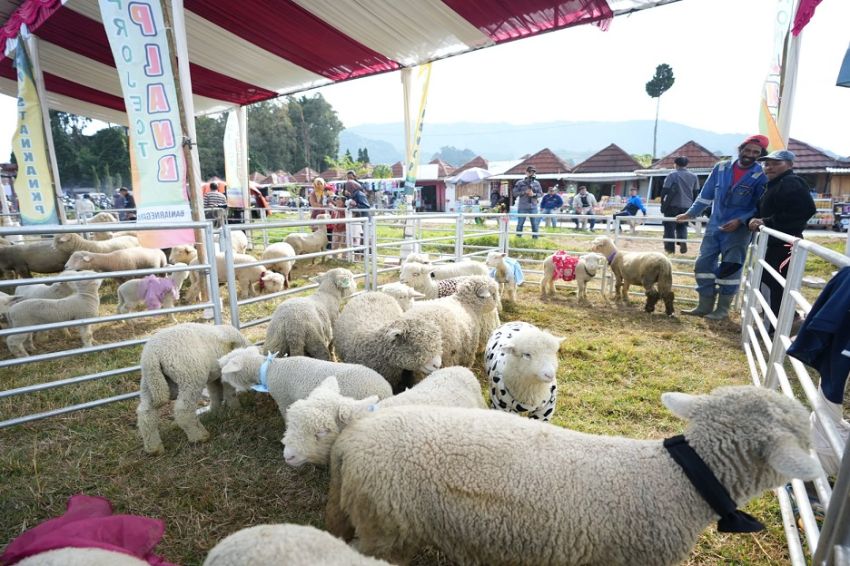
[758,0,794,151]
[99,0,192,247]
[402,64,432,197]
[224,110,245,208]
[12,39,59,226]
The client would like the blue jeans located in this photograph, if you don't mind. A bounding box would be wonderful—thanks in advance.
[693,226,751,296]
[516,210,540,238]
[541,208,558,228]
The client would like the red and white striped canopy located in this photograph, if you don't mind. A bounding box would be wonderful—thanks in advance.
[0,0,679,124]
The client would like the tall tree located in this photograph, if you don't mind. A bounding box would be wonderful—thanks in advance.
[248,101,296,173]
[195,114,226,179]
[645,63,675,160]
[357,147,371,164]
[287,94,344,172]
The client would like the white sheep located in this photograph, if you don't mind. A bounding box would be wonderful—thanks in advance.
[377,282,424,311]
[402,252,431,264]
[333,292,443,393]
[282,366,485,467]
[590,235,675,315]
[136,323,249,454]
[261,241,296,288]
[484,322,564,421]
[218,346,391,425]
[399,265,480,301]
[52,232,140,254]
[540,251,606,302]
[64,248,167,274]
[405,276,500,368]
[265,268,355,360]
[485,251,518,303]
[116,263,190,323]
[227,230,249,254]
[185,252,277,301]
[325,386,821,565]
[168,244,197,265]
[13,278,74,300]
[86,211,120,241]
[0,240,72,278]
[399,260,488,291]
[202,524,390,566]
[284,214,330,264]
[16,548,150,566]
[5,277,101,357]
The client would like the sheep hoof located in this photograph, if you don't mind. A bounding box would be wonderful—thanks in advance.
[144,444,165,456]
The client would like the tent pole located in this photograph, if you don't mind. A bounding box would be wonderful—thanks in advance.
[237,106,250,223]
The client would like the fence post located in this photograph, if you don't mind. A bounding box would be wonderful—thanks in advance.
[740,231,770,343]
[203,222,223,325]
[220,226,240,329]
[455,213,464,260]
[763,240,807,390]
[499,214,509,254]
[345,209,354,263]
[366,216,377,290]
[259,208,269,248]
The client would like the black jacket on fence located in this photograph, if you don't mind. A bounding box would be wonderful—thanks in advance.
[755,169,816,245]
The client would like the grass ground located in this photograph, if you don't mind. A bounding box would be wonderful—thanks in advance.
[2,221,844,564]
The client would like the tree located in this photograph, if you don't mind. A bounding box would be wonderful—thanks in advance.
[195,114,226,179]
[371,164,392,178]
[248,100,297,173]
[631,154,653,168]
[324,154,369,178]
[645,63,675,159]
[287,94,344,172]
[430,146,476,167]
[357,147,371,164]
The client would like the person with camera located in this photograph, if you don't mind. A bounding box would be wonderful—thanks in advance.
[512,166,543,238]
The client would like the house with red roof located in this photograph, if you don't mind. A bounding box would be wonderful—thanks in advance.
[565,144,645,202]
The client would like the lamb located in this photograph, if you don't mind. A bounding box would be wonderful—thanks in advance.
[399,260,488,291]
[405,276,500,368]
[64,248,167,274]
[218,346,391,423]
[282,367,486,467]
[260,241,296,289]
[540,251,606,302]
[52,232,140,254]
[325,386,821,565]
[0,240,72,278]
[377,282,424,311]
[136,323,249,454]
[226,230,249,254]
[86,211,120,241]
[284,214,330,264]
[202,524,390,566]
[169,243,197,265]
[590,235,675,315]
[185,252,278,301]
[334,292,443,392]
[5,277,101,357]
[402,252,430,264]
[485,251,518,303]
[116,263,190,323]
[13,278,74,300]
[16,548,150,566]
[264,268,355,360]
[484,322,564,421]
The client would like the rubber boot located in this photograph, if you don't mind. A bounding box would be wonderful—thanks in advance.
[679,243,687,254]
[705,294,734,320]
[683,293,716,317]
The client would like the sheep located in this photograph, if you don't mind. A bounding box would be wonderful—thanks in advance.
[64,248,167,274]
[185,252,275,301]
[136,323,249,454]
[265,268,355,360]
[87,211,121,241]
[282,367,486,467]
[218,346,392,426]
[0,236,11,246]
[402,252,430,264]
[590,235,675,316]
[116,263,190,323]
[334,292,443,393]
[13,278,74,300]
[0,240,72,278]
[399,266,482,301]
[540,251,606,302]
[227,230,249,254]
[405,276,500,368]
[169,243,197,265]
[5,277,101,357]
[325,386,821,565]
[253,270,286,297]
[377,282,424,311]
[485,251,519,303]
[399,261,488,292]
[202,524,390,566]
[16,548,150,566]
[484,322,564,421]
[284,214,330,264]
[52,232,140,254]
[261,241,296,289]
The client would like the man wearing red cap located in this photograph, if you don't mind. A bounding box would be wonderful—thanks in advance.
[676,135,768,320]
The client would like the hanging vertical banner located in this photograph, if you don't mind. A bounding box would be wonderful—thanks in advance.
[12,38,59,226]
[224,110,245,208]
[99,0,192,248]
[402,64,432,196]
[758,0,794,151]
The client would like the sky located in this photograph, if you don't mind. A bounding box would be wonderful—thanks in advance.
[2,0,849,160]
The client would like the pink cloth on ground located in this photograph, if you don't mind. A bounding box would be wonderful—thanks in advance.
[1,494,176,566]
[552,251,579,282]
[139,275,178,310]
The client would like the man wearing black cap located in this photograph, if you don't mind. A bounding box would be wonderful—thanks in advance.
[512,166,543,238]
[660,156,699,254]
[748,149,816,330]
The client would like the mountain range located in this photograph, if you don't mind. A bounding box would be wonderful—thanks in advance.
[339,120,751,166]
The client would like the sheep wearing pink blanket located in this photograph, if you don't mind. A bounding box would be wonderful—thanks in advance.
[117,264,190,324]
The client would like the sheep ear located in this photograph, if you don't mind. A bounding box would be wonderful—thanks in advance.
[476,285,492,298]
[500,252,507,258]
[83,256,91,262]
[554,336,566,344]
[661,392,698,420]
[385,327,403,342]
[336,396,380,426]
[59,235,69,242]
[220,357,242,374]
[768,437,822,480]
[410,290,426,299]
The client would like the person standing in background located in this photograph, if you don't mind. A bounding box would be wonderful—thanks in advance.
[660,156,699,254]
[512,166,543,238]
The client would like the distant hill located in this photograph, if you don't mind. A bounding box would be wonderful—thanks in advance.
[339,120,751,164]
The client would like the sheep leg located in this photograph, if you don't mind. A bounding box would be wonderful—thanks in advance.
[136,391,164,455]
[663,291,675,316]
[207,379,224,411]
[577,279,587,302]
[7,334,29,358]
[621,281,631,303]
[325,470,355,541]
[645,288,660,313]
[78,325,94,348]
[355,525,413,566]
[161,295,177,323]
[221,380,238,407]
[173,392,210,444]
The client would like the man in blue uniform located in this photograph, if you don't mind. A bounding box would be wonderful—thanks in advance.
[675,135,769,320]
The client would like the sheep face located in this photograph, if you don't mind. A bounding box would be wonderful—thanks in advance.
[589,236,616,256]
[259,271,286,294]
[384,317,443,374]
[64,251,93,271]
[501,330,564,384]
[218,346,262,392]
[316,268,356,297]
[454,277,499,314]
[399,262,433,291]
[485,251,507,268]
[379,283,425,312]
[67,274,102,295]
[663,386,821,483]
[581,253,606,274]
[169,244,197,264]
[282,376,378,467]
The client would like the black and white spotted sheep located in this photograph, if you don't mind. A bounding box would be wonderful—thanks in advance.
[484,321,557,421]
[436,278,460,298]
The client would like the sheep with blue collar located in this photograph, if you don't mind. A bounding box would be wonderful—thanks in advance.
[281,366,485,467]
[325,385,821,565]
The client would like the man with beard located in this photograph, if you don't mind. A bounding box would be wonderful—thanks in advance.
[747,150,816,332]
[676,135,768,320]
